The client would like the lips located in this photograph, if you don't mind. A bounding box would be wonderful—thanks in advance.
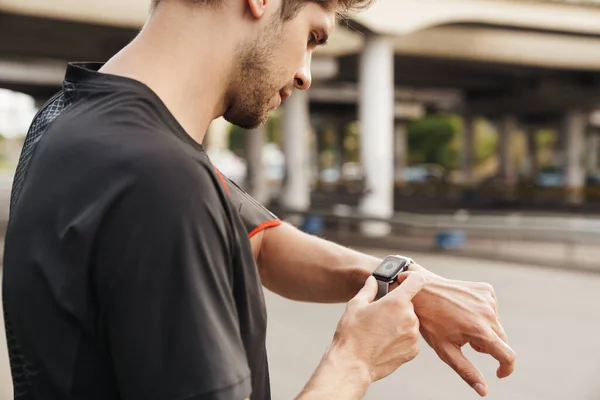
[279,88,292,102]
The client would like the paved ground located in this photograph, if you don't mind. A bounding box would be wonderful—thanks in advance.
[1,250,600,400]
[265,250,600,400]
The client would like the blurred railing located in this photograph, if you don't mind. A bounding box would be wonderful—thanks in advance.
[310,180,600,214]
[283,207,600,243]
[278,206,600,272]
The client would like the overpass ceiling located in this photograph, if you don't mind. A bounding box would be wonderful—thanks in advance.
[4,0,600,68]
[0,13,138,61]
[0,0,150,28]
[4,1,600,115]
[2,0,600,36]
[3,10,598,73]
[334,52,600,116]
[319,22,600,70]
[390,24,600,71]
[353,0,600,36]
[336,53,570,91]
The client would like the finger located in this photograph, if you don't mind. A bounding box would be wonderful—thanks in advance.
[471,343,486,353]
[493,321,509,344]
[387,272,425,301]
[475,330,516,379]
[351,276,378,306]
[491,292,499,318]
[439,344,488,397]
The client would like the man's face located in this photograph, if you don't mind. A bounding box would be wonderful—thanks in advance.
[223,1,336,129]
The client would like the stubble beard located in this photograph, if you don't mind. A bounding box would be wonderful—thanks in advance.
[223,16,287,129]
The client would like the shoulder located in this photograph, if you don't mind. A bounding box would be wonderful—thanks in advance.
[45,103,223,203]
[28,107,230,229]
[110,140,229,220]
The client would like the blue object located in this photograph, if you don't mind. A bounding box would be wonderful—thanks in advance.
[436,230,466,250]
[301,215,325,235]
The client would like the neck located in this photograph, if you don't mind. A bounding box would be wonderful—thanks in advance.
[99,4,241,144]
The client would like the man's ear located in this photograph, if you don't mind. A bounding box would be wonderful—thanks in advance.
[247,0,268,19]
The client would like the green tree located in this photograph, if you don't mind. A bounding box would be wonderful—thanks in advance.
[407,114,460,170]
[473,117,499,165]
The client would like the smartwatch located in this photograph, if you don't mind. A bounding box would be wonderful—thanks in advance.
[372,255,414,300]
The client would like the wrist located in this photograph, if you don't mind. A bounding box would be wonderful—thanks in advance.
[298,338,371,399]
[407,264,445,307]
[327,336,373,386]
[349,256,382,295]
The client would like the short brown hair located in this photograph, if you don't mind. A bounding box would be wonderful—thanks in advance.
[150,0,374,20]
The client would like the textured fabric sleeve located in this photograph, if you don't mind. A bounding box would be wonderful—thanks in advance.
[214,169,281,238]
[94,158,252,400]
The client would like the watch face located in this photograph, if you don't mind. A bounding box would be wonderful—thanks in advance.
[373,256,410,281]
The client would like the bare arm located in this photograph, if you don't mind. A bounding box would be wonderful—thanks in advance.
[251,222,516,397]
[253,222,379,303]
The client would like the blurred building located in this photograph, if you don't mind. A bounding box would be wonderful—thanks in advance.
[4,0,600,233]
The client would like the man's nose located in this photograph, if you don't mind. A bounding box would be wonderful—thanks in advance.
[294,53,312,90]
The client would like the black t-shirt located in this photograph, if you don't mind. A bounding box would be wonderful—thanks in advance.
[2,63,279,400]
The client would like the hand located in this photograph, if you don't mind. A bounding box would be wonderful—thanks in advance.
[332,273,425,383]
[407,265,516,397]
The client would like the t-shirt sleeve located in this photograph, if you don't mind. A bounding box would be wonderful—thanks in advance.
[94,157,251,400]
[214,169,281,238]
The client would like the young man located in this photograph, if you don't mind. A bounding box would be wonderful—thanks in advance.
[2,0,515,399]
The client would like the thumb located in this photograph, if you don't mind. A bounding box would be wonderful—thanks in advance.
[392,272,426,301]
[352,276,378,305]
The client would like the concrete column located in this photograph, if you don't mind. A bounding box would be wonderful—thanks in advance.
[205,117,230,150]
[564,109,587,205]
[280,89,311,211]
[337,121,347,173]
[556,124,566,169]
[358,34,395,237]
[526,129,539,181]
[244,126,268,204]
[461,115,475,185]
[587,130,599,174]
[499,115,518,191]
[394,122,408,184]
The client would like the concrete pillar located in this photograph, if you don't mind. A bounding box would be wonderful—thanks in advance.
[461,115,475,185]
[358,34,395,237]
[587,130,599,174]
[556,124,566,169]
[280,89,311,211]
[564,109,587,205]
[244,126,268,204]
[499,115,518,192]
[337,121,347,174]
[526,129,539,181]
[205,117,230,150]
[394,122,408,184]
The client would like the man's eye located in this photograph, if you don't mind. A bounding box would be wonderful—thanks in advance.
[308,33,318,45]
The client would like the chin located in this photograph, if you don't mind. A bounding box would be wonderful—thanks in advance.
[223,108,269,130]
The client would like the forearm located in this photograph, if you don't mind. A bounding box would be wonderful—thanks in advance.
[296,341,371,400]
[257,222,380,303]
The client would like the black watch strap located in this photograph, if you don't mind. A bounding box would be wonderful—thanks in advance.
[376,279,389,300]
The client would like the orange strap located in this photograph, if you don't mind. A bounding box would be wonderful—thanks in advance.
[213,166,280,238]
[248,220,281,239]
[213,167,231,197]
